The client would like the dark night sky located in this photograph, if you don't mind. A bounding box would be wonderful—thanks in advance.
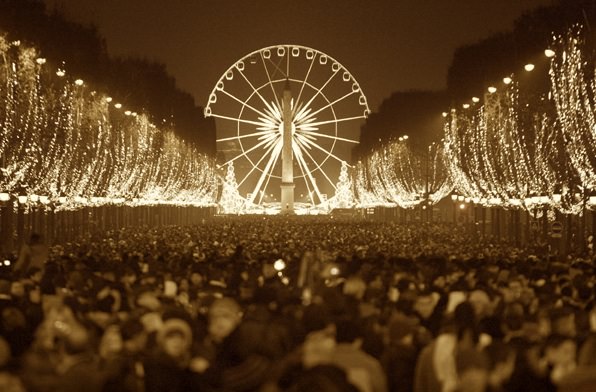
[44,0,552,113]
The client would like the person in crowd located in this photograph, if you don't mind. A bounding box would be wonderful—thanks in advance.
[381,312,419,392]
[13,233,49,278]
[0,217,593,392]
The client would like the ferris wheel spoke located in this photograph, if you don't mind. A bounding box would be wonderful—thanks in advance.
[259,155,277,204]
[237,138,280,188]
[219,89,270,119]
[223,133,279,166]
[292,146,315,204]
[294,105,312,123]
[299,67,340,117]
[293,53,317,117]
[236,66,280,117]
[286,47,290,76]
[248,140,283,205]
[299,91,358,124]
[216,129,273,142]
[293,142,325,204]
[295,137,337,191]
[260,54,282,110]
[266,52,287,79]
[296,133,349,167]
[298,115,366,129]
[298,130,359,144]
[294,136,323,172]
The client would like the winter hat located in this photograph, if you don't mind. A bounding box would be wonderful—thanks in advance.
[157,318,192,346]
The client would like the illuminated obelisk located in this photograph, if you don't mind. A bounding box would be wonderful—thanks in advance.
[280,79,295,214]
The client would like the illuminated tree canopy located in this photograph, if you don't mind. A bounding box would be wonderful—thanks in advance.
[0,36,217,210]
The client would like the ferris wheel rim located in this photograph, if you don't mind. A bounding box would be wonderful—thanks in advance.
[207,44,369,205]
[205,44,370,115]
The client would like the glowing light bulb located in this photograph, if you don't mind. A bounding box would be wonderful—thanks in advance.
[273,259,286,271]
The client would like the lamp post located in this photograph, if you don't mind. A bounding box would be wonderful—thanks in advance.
[17,194,27,247]
[57,195,67,243]
[0,192,13,255]
[451,194,457,224]
[589,195,596,252]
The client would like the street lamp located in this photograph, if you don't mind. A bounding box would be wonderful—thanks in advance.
[451,194,458,224]
[544,49,555,58]
[524,64,535,72]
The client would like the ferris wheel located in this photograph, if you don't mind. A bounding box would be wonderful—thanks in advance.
[205,44,370,206]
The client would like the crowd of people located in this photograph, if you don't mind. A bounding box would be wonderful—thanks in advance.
[0,215,595,392]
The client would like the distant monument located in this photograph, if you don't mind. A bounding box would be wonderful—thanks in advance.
[280,79,295,214]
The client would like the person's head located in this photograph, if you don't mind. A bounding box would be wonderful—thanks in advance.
[26,267,43,283]
[454,301,479,345]
[508,279,523,300]
[456,348,490,392]
[0,372,26,392]
[301,304,336,368]
[10,282,25,299]
[99,324,123,359]
[414,291,437,319]
[387,312,418,345]
[62,323,92,356]
[544,334,576,368]
[158,318,192,360]
[208,297,242,342]
[189,272,203,286]
[0,337,11,368]
[469,290,491,319]
[335,319,364,346]
[484,342,516,388]
[121,317,147,354]
[1,307,26,332]
[550,307,576,337]
[285,365,357,392]
[342,276,366,300]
